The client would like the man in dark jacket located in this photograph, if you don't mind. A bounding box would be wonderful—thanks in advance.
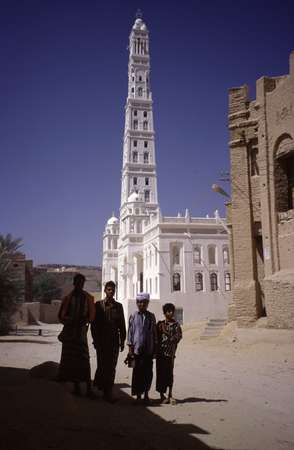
[91,280,126,402]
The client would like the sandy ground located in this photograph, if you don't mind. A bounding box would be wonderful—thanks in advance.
[0,322,294,450]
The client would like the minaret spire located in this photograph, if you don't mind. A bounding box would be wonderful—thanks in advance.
[120,16,158,218]
[136,9,143,19]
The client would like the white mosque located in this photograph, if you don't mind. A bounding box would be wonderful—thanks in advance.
[102,16,231,324]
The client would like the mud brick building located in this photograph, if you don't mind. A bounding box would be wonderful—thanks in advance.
[228,51,294,328]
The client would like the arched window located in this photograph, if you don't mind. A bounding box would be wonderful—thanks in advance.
[223,246,230,264]
[172,273,181,291]
[210,273,218,291]
[195,272,203,291]
[143,111,147,118]
[133,177,137,186]
[143,121,148,130]
[132,151,138,163]
[133,120,138,130]
[208,245,216,265]
[144,190,150,202]
[144,152,149,164]
[138,87,143,97]
[193,245,201,264]
[172,246,180,265]
[225,272,231,291]
[275,136,294,212]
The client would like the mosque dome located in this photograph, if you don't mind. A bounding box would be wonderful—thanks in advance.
[128,191,140,202]
[107,214,119,225]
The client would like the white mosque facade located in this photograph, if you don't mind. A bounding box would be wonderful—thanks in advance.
[102,17,231,324]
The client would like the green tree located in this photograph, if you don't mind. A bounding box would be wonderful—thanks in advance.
[33,273,62,304]
[0,234,23,335]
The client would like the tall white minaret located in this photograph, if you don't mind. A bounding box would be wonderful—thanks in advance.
[120,14,158,222]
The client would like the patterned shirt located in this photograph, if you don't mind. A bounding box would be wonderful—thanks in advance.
[157,320,182,358]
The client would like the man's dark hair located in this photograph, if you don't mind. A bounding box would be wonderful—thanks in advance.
[163,303,175,314]
[73,273,86,285]
[104,280,116,290]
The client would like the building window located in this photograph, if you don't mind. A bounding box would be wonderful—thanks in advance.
[143,121,148,130]
[144,141,148,148]
[250,147,259,176]
[174,307,183,324]
[134,110,137,116]
[210,272,218,291]
[131,87,134,93]
[155,276,158,294]
[133,140,137,147]
[138,87,143,97]
[193,245,201,264]
[133,120,138,130]
[195,272,203,291]
[287,155,294,209]
[139,75,142,81]
[172,273,181,291]
[208,245,216,265]
[144,190,150,202]
[274,137,294,212]
[225,272,231,291]
[143,111,147,117]
[145,177,149,186]
[144,152,149,164]
[132,151,138,163]
[172,246,180,265]
[223,246,230,264]
[133,177,137,185]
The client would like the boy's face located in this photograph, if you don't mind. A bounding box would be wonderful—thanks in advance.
[137,300,149,312]
[164,309,174,321]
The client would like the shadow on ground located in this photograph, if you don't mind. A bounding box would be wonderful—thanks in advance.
[0,366,226,450]
[176,397,228,404]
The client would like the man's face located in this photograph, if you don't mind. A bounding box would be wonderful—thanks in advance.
[74,278,85,290]
[137,300,148,312]
[105,285,115,300]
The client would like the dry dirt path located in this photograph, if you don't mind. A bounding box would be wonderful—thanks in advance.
[0,323,294,450]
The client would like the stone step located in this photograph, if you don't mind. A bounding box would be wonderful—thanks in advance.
[200,319,227,340]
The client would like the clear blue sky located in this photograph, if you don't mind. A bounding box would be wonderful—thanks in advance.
[1,0,293,265]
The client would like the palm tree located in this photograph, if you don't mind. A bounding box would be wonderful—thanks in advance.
[0,233,23,257]
[0,234,23,334]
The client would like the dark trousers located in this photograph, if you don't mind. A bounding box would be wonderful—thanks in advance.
[94,345,119,393]
[156,355,174,393]
[131,354,153,396]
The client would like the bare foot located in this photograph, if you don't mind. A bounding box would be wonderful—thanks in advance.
[169,397,177,405]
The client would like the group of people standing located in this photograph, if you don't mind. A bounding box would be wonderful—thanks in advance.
[57,273,182,405]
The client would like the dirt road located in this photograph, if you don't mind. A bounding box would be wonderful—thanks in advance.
[0,323,293,450]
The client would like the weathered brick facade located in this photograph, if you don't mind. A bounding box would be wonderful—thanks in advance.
[228,51,294,328]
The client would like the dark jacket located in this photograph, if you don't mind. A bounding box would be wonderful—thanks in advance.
[91,299,126,349]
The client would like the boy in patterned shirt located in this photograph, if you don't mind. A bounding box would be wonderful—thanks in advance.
[156,303,182,404]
